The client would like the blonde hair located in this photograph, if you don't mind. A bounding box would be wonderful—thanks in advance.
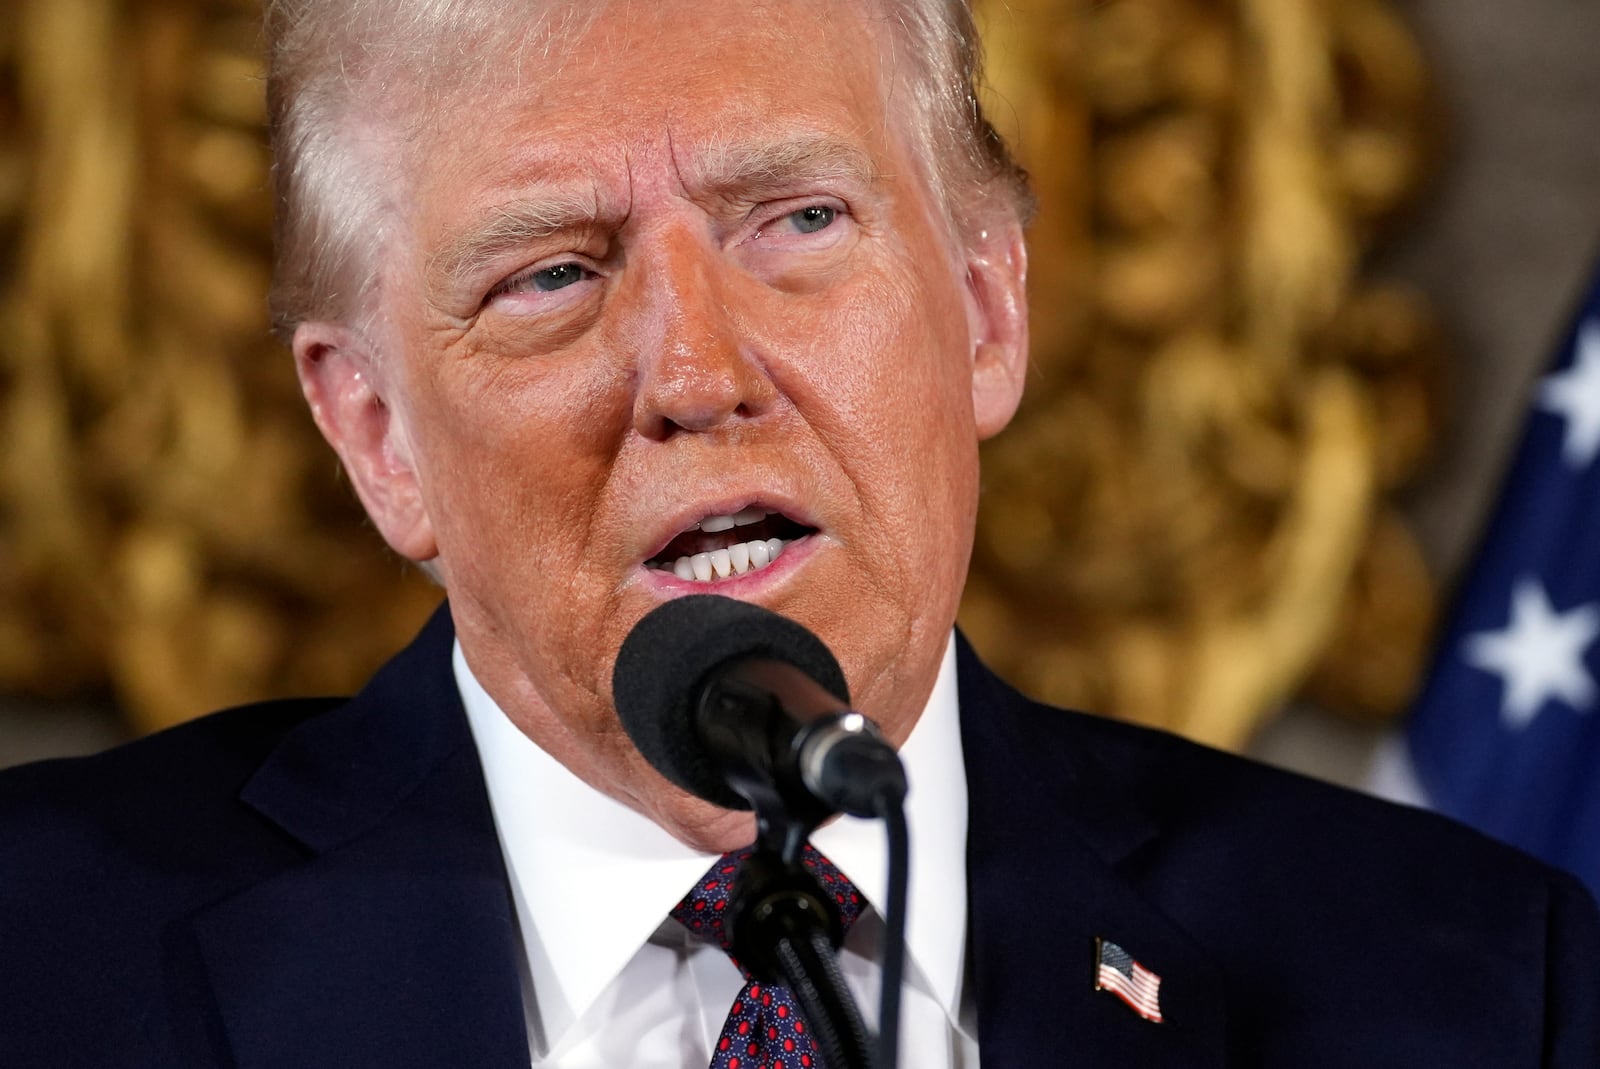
[264,0,1032,338]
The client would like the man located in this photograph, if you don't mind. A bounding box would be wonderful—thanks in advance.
[2,0,1596,1065]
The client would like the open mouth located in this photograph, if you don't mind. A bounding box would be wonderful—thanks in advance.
[645,506,817,583]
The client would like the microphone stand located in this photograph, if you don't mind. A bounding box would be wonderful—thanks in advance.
[714,711,870,1065]
[700,661,905,1069]
[728,841,873,1069]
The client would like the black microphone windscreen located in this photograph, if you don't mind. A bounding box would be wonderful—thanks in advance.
[612,594,851,809]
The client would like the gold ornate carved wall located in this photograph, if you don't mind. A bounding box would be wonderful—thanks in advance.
[0,0,442,732]
[0,0,1442,747]
[963,0,1442,747]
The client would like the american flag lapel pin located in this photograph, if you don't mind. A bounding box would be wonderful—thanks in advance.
[1094,937,1164,1023]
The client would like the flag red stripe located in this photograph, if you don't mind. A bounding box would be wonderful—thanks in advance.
[1097,966,1163,1022]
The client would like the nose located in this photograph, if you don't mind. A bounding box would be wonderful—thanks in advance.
[630,231,775,440]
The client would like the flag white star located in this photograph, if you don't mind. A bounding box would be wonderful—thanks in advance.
[1537,318,1600,467]
[1462,577,1600,729]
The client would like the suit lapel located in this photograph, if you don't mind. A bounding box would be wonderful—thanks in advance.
[958,635,1228,1066]
[182,612,1229,1065]
[188,605,528,1069]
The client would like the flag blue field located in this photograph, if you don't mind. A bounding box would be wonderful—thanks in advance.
[1394,263,1600,899]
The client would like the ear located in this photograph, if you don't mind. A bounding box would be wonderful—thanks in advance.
[292,321,439,563]
[963,219,1030,440]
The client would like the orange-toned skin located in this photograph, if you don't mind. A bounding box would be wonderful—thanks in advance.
[294,0,1029,852]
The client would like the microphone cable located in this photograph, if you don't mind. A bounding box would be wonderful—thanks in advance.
[874,788,908,1069]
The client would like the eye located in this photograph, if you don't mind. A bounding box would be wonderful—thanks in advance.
[735,198,855,275]
[479,256,605,320]
[524,262,589,292]
[787,205,836,234]
[488,261,595,304]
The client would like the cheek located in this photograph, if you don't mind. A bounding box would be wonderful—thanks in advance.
[400,334,632,576]
[815,265,978,493]
[772,259,981,631]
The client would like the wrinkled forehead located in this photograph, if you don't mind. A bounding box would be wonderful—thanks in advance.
[346,0,922,177]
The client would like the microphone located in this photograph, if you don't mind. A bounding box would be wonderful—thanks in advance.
[612,594,908,822]
[614,594,908,1069]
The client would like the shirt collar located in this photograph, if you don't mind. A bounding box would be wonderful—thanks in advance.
[809,634,968,1020]
[457,633,969,1053]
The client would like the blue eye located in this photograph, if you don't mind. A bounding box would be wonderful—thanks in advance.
[528,263,587,291]
[789,206,835,234]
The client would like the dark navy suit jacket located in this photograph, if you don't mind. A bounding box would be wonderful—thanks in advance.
[3,604,1597,1066]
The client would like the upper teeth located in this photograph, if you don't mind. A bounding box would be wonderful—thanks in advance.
[696,506,769,533]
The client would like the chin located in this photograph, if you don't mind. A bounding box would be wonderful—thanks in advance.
[653,797,760,854]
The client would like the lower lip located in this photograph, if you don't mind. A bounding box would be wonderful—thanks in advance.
[635,533,820,595]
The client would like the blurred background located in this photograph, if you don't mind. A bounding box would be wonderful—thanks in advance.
[2,0,1598,789]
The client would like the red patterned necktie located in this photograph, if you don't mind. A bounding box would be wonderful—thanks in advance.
[671,845,865,1069]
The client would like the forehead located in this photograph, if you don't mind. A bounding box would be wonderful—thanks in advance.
[397,0,915,212]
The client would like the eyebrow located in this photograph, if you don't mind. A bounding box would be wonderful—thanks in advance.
[686,132,881,202]
[429,185,606,290]
[428,134,881,291]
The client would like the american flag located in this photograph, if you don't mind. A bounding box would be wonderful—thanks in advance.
[1380,261,1600,900]
[1094,937,1163,1023]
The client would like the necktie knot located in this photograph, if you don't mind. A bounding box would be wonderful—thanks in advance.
[671,844,864,961]
[670,850,748,954]
[671,845,864,1069]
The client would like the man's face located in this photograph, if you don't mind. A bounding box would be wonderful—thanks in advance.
[297,0,1028,849]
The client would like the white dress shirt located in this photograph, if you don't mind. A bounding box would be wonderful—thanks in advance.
[457,633,980,1067]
